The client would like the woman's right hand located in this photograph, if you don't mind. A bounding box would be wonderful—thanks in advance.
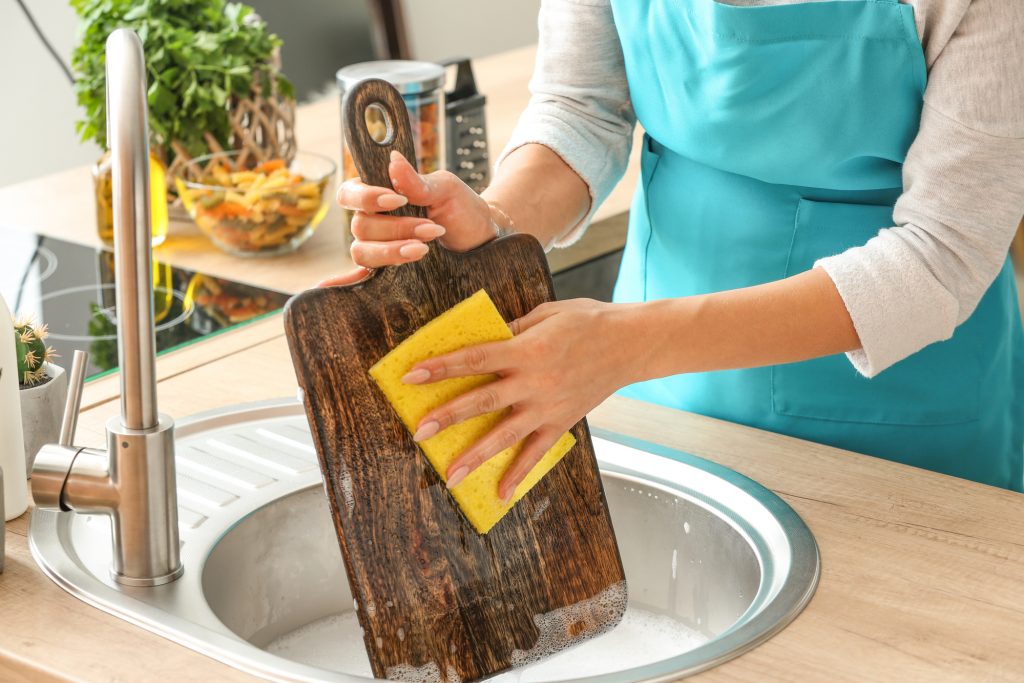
[336,151,500,269]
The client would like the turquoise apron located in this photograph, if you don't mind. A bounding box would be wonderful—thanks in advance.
[608,0,1024,491]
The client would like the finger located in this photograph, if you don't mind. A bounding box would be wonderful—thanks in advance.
[498,429,562,504]
[400,339,517,385]
[336,177,409,212]
[412,379,520,442]
[389,151,463,206]
[351,239,428,268]
[509,302,559,336]
[445,412,539,488]
[351,213,446,243]
[316,267,372,288]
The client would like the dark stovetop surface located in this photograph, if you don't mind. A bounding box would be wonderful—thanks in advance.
[2,228,290,379]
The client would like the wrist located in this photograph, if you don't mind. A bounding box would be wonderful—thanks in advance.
[603,302,662,387]
[617,298,701,384]
[485,199,515,241]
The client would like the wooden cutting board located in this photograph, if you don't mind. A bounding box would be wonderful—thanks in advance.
[283,79,625,682]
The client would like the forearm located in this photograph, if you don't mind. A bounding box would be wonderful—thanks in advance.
[481,143,591,249]
[621,268,862,383]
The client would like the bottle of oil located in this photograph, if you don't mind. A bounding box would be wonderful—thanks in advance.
[92,150,169,247]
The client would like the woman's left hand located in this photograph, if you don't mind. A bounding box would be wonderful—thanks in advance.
[400,298,641,503]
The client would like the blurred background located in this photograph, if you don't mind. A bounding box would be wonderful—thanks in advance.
[1,0,540,187]
[2,0,1019,305]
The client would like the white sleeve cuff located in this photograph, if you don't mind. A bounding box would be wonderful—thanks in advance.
[815,229,960,378]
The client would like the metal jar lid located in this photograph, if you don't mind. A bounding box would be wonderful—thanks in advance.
[336,60,445,96]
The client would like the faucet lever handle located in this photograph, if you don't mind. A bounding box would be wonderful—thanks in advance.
[59,350,89,447]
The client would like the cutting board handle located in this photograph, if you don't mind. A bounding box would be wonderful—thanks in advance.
[343,78,429,222]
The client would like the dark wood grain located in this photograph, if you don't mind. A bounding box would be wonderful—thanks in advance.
[284,79,625,682]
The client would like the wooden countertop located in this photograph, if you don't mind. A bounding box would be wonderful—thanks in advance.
[1,326,1022,682]
[0,45,636,296]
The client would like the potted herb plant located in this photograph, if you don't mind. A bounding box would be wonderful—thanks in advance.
[14,318,67,475]
[71,0,297,244]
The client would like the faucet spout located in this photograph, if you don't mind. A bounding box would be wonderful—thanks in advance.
[106,28,159,431]
[30,28,183,588]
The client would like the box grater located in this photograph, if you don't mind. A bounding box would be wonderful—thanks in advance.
[441,58,490,193]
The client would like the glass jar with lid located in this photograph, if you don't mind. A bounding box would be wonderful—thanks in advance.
[336,61,446,241]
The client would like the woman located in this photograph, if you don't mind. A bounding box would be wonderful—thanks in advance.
[330,0,1024,499]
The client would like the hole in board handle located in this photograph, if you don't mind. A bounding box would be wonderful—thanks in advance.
[365,103,394,145]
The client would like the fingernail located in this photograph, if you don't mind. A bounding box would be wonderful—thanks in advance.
[413,420,440,442]
[500,486,515,505]
[399,242,428,259]
[401,368,431,384]
[390,150,404,163]
[447,465,470,488]
[377,194,408,210]
[414,224,446,240]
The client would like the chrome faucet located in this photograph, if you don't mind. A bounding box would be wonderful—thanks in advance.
[31,29,182,587]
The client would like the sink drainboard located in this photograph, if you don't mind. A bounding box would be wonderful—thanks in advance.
[29,398,819,682]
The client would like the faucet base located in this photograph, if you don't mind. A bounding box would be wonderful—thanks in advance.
[103,414,183,585]
[111,563,184,587]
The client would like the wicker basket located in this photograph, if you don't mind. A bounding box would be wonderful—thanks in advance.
[161,59,297,196]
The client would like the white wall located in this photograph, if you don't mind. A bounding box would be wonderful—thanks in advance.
[0,0,98,187]
[402,0,540,62]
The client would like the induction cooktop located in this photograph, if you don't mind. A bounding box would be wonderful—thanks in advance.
[2,227,290,379]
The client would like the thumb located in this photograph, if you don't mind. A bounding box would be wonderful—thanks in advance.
[509,304,560,336]
[389,151,442,206]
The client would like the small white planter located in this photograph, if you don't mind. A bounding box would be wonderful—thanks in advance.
[20,362,67,477]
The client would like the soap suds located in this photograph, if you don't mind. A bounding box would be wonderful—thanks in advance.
[530,497,550,521]
[509,581,627,670]
[386,661,462,683]
[494,606,707,682]
[265,611,373,675]
[265,591,708,682]
[339,472,354,516]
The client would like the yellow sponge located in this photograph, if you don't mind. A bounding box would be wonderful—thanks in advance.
[369,289,576,534]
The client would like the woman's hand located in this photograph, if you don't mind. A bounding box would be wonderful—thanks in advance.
[335,151,500,270]
[400,298,643,503]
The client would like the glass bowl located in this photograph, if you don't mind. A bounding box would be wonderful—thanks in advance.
[176,151,336,257]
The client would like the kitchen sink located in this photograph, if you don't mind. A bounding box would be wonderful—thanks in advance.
[29,399,819,682]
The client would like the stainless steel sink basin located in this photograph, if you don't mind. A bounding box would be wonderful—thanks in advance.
[29,399,819,682]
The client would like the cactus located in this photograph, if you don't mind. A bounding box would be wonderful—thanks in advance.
[14,317,58,388]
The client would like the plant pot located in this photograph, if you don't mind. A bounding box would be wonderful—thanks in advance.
[19,363,67,478]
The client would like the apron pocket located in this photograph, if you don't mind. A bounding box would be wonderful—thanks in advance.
[771,198,980,426]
